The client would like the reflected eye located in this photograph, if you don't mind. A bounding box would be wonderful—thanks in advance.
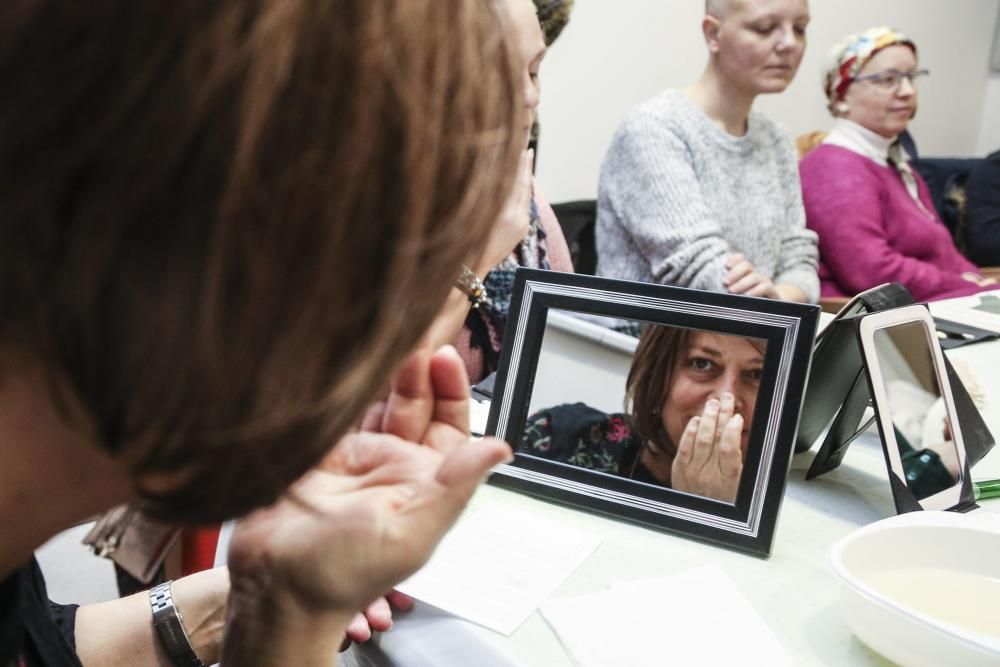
[745,367,764,384]
[688,357,717,373]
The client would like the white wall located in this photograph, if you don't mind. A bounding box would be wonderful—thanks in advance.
[977,74,1000,154]
[535,0,1000,203]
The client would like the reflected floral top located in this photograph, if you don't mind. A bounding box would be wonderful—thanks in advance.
[521,402,661,484]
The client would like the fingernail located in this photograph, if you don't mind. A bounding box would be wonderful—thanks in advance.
[689,417,700,429]
[730,414,743,425]
[721,392,734,404]
[707,399,719,411]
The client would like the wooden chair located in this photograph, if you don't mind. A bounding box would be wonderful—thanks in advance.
[818,296,850,314]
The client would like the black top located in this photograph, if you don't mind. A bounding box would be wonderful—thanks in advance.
[1,558,80,667]
[965,149,1000,266]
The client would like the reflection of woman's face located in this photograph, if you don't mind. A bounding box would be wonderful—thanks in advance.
[661,332,764,454]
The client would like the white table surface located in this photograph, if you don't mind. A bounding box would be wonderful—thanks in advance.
[205,303,1000,667]
[346,337,1000,667]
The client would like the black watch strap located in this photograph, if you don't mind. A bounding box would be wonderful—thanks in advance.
[150,581,207,667]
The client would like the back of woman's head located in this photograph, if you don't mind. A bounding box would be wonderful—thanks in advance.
[0,0,522,523]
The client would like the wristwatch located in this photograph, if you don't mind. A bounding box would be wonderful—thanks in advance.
[150,581,207,667]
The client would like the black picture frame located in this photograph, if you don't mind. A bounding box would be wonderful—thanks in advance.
[485,269,820,557]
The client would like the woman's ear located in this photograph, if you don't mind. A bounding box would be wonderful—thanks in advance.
[833,101,849,116]
[703,15,722,53]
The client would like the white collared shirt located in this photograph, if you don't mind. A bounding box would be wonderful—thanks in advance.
[822,118,900,166]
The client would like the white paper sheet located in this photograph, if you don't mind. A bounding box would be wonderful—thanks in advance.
[396,503,603,636]
[350,601,528,667]
[540,565,789,667]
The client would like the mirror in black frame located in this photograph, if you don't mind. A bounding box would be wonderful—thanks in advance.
[858,305,972,512]
[486,269,820,556]
[520,317,767,504]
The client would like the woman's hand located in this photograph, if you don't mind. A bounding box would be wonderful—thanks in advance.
[474,148,534,276]
[962,271,997,288]
[670,393,743,503]
[223,346,512,664]
[724,253,778,299]
[339,591,414,650]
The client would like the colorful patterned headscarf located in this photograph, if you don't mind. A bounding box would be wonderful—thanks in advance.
[532,0,574,46]
[823,27,916,107]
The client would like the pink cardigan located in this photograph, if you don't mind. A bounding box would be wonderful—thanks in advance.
[800,144,985,302]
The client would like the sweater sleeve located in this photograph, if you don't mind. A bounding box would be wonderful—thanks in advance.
[598,110,729,291]
[771,132,819,302]
[801,151,982,302]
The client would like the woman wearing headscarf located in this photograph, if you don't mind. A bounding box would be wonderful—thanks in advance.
[800,27,995,301]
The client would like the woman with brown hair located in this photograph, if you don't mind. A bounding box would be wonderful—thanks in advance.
[0,1,523,664]
[521,325,765,502]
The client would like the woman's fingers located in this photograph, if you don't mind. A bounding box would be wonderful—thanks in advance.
[343,611,373,647]
[386,590,415,611]
[724,260,753,286]
[674,416,699,470]
[745,280,776,298]
[714,393,734,444]
[717,414,743,483]
[690,399,720,468]
[727,271,765,295]
[380,347,435,442]
[424,345,472,452]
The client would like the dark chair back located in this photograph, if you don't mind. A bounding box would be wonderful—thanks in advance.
[912,157,982,252]
[551,199,597,275]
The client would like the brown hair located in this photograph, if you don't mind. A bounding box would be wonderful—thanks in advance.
[624,326,690,458]
[0,0,522,523]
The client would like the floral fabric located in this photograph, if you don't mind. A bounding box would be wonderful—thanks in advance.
[520,402,642,477]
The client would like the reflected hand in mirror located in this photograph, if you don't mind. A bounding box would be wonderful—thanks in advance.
[519,323,765,503]
[875,323,962,501]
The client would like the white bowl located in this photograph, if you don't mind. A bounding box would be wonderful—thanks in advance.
[829,510,1000,667]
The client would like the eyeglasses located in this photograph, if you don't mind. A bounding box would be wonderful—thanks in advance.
[851,68,930,92]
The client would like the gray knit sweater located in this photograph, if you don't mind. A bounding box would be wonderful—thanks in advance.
[596,90,819,302]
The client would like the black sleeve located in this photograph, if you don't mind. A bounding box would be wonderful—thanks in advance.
[12,559,83,666]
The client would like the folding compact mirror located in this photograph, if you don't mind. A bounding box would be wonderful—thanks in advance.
[486,269,820,556]
[798,283,993,482]
[857,305,976,513]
